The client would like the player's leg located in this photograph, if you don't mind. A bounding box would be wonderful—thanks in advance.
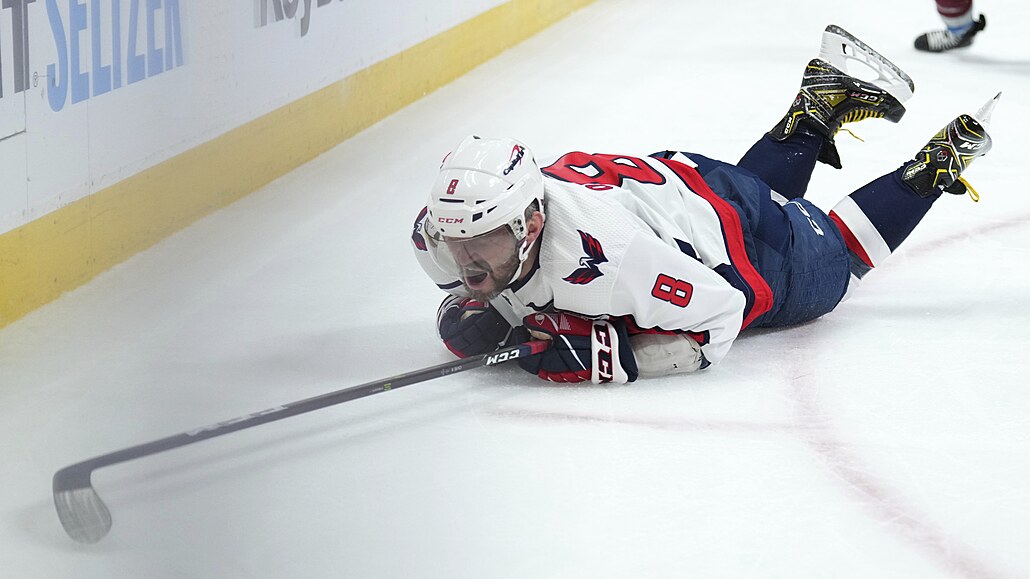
[738,26,913,199]
[915,0,986,53]
[828,97,996,280]
[749,96,995,328]
[742,188,855,328]
[736,132,823,202]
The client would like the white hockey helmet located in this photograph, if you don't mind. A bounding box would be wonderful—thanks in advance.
[425,135,546,297]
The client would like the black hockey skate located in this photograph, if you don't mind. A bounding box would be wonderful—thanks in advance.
[903,93,999,200]
[914,14,986,53]
[770,25,915,169]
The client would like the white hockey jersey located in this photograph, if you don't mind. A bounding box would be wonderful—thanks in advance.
[411,151,775,367]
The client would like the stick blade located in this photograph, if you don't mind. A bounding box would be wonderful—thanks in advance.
[54,468,112,544]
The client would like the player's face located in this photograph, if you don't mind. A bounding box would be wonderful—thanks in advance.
[443,226,520,301]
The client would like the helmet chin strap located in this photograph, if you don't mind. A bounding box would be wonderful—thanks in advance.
[504,240,531,287]
[503,214,544,288]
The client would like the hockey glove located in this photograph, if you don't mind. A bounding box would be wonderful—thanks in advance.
[437,295,515,358]
[517,312,638,384]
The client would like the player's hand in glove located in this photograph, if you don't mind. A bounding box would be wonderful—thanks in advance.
[518,311,637,383]
[437,295,515,358]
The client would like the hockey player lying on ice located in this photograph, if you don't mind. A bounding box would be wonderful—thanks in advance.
[410,25,999,384]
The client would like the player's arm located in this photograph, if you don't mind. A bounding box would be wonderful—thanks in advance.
[517,232,746,384]
[609,231,747,372]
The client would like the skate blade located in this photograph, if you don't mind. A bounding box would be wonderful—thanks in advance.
[973,92,1002,129]
[819,24,915,104]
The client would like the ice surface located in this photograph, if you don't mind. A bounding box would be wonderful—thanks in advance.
[3,0,1030,577]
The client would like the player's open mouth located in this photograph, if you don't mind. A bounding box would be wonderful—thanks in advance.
[461,260,492,287]
[465,271,489,286]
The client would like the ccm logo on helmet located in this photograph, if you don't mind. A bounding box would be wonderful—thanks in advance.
[438,217,464,224]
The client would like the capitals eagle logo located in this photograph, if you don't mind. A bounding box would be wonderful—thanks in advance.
[411,206,428,251]
[563,230,607,285]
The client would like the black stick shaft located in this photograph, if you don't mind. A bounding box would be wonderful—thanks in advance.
[54,341,547,491]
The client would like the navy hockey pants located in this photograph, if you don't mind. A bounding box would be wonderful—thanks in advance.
[684,148,851,328]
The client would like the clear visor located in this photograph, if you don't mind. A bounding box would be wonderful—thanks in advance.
[427,224,522,293]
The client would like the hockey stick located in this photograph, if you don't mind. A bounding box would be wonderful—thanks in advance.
[53,340,548,544]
